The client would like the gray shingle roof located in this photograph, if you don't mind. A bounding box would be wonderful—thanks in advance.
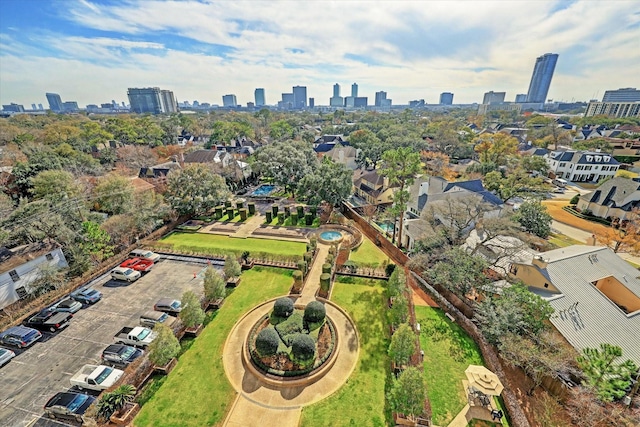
[579,177,640,210]
[526,246,640,365]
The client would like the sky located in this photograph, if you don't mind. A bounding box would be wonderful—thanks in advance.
[0,0,639,108]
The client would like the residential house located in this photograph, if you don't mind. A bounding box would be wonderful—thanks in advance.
[507,245,640,366]
[577,177,640,221]
[544,150,620,182]
[183,149,251,184]
[0,243,68,310]
[352,169,397,206]
[324,145,358,170]
[138,160,182,180]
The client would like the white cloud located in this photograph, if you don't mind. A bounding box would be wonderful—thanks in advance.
[1,0,639,106]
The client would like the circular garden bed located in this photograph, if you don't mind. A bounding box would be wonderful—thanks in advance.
[248,298,336,377]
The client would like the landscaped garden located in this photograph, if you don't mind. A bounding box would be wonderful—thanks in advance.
[134,267,293,427]
[300,277,391,427]
[348,238,391,268]
[415,305,484,426]
[156,232,307,258]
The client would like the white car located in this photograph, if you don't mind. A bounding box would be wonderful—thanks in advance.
[0,347,16,367]
[129,249,161,263]
[110,267,141,282]
[50,297,83,314]
[70,364,124,391]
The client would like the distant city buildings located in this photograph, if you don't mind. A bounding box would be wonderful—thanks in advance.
[2,103,24,112]
[254,88,266,106]
[62,101,79,112]
[602,88,640,103]
[128,87,177,114]
[351,83,358,98]
[309,98,315,108]
[375,91,389,107]
[439,92,453,105]
[585,101,640,118]
[477,103,522,115]
[292,85,307,109]
[222,94,237,108]
[409,99,425,108]
[482,91,506,105]
[515,94,527,103]
[46,92,64,112]
[330,83,343,107]
[526,53,558,103]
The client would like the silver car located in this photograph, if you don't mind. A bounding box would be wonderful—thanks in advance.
[51,297,83,314]
[0,347,16,367]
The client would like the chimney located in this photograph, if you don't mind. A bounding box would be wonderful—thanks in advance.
[532,255,548,268]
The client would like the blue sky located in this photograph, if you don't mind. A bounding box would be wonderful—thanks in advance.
[1,0,639,107]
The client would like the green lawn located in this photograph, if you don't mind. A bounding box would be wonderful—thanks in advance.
[548,232,583,248]
[349,237,391,268]
[134,267,293,427]
[159,232,306,257]
[415,306,484,426]
[300,278,391,427]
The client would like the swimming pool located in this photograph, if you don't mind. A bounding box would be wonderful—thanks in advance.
[251,184,276,197]
[376,222,394,233]
[319,231,342,242]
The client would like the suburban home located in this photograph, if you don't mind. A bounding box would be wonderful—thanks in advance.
[507,245,640,366]
[577,177,640,221]
[544,150,620,182]
[139,160,182,180]
[0,243,69,310]
[324,145,358,170]
[352,169,397,206]
[183,149,233,168]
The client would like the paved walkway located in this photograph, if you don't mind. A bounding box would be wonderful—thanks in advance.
[299,243,330,304]
[233,214,265,238]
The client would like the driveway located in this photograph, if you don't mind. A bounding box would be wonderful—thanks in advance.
[0,259,211,427]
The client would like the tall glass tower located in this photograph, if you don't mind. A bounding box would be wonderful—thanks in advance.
[46,93,64,112]
[526,53,558,103]
[254,88,266,106]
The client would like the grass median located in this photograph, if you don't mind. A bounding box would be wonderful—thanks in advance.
[134,267,293,427]
[300,277,391,427]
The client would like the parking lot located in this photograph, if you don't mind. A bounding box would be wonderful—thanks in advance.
[0,259,211,427]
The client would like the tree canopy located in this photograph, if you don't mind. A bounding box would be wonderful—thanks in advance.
[251,141,317,197]
[166,164,230,216]
[296,158,352,206]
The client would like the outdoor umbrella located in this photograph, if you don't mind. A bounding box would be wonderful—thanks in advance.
[465,365,504,396]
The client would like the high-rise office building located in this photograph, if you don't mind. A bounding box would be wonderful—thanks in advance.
[309,98,315,108]
[602,88,640,103]
[292,86,307,109]
[375,91,388,107]
[439,92,454,105]
[31,103,37,110]
[281,93,294,109]
[46,93,64,112]
[526,53,558,103]
[222,94,238,107]
[585,101,640,118]
[354,97,367,108]
[254,88,266,106]
[330,83,343,107]
[351,83,358,98]
[62,101,79,112]
[515,94,527,103]
[482,91,506,105]
[38,104,44,110]
[160,90,178,113]
[2,103,25,112]
[128,87,164,113]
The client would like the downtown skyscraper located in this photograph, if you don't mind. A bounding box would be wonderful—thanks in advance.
[526,53,559,103]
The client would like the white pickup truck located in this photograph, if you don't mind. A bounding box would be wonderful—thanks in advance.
[70,364,124,391]
[114,326,157,347]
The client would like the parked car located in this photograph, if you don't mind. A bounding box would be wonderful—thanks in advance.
[70,288,102,305]
[23,308,73,332]
[154,298,182,315]
[0,347,16,366]
[0,326,42,348]
[110,267,141,282]
[120,257,154,272]
[70,364,124,391]
[44,392,95,423]
[50,297,83,314]
[129,249,161,263]
[113,326,157,347]
[101,344,144,368]
[139,310,176,329]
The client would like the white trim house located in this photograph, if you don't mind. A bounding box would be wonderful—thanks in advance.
[544,150,620,182]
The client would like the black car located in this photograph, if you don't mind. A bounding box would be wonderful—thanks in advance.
[23,307,73,332]
[101,344,144,368]
[44,391,95,423]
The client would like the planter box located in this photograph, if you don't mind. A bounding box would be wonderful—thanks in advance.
[110,403,139,425]
[226,277,241,287]
[241,261,254,270]
[393,413,418,426]
[208,298,224,310]
[185,324,203,337]
[153,357,177,375]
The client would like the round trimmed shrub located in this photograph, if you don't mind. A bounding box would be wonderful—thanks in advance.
[304,301,326,323]
[255,327,279,357]
[322,263,331,274]
[291,334,316,361]
[273,297,294,318]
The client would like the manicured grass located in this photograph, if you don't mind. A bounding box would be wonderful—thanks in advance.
[548,232,583,248]
[542,200,609,235]
[160,232,306,256]
[134,267,293,427]
[349,237,392,267]
[415,306,484,426]
[264,216,320,228]
[300,279,391,427]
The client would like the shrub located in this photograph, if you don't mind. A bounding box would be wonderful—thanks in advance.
[255,327,280,357]
[322,263,331,274]
[148,323,180,367]
[203,267,226,301]
[570,194,580,205]
[224,255,242,278]
[275,312,304,345]
[305,212,313,225]
[304,301,326,323]
[96,384,136,421]
[180,290,205,328]
[236,201,244,209]
[226,207,234,219]
[320,273,330,292]
[389,323,416,367]
[214,206,223,219]
[297,205,304,218]
[386,263,396,277]
[239,208,247,221]
[272,204,279,217]
[247,202,256,215]
[225,200,232,208]
[277,212,285,223]
[284,206,291,217]
[273,297,294,318]
[265,211,272,223]
[297,260,307,274]
[291,333,316,361]
[291,212,298,224]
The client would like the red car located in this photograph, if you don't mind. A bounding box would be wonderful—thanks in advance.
[119,257,153,272]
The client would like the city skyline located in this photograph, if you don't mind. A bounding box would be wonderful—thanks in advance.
[1,0,639,106]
